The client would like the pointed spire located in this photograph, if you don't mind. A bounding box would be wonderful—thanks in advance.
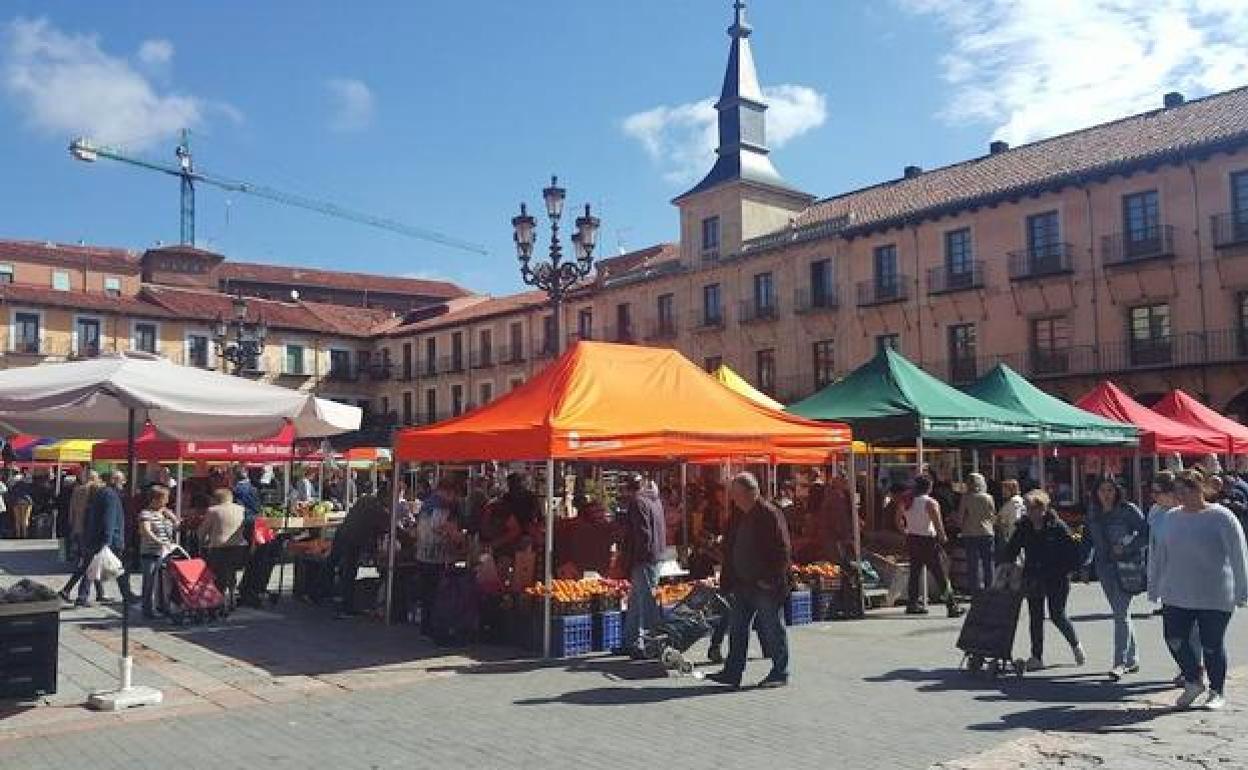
[677,0,792,200]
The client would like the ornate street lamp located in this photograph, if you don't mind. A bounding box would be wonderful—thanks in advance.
[512,176,600,354]
[214,292,268,374]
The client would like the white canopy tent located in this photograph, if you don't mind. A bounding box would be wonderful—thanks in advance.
[0,353,360,440]
[0,352,361,710]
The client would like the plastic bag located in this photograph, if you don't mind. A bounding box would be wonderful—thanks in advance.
[86,546,123,582]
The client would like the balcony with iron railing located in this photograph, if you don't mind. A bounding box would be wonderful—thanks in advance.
[325,365,357,383]
[927,261,985,295]
[366,361,393,382]
[645,318,679,342]
[794,286,839,315]
[1007,242,1074,280]
[471,348,494,369]
[1211,211,1248,250]
[438,354,466,374]
[532,339,559,360]
[1102,224,1175,267]
[604,324,635,344]
[498,344,525,365]
[738,299,780,324]
[855,277,910,307]
[690,309,726,332]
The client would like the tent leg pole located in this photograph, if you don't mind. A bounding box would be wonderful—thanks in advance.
[1037,443,1045,490]
[955,451,963,484]
[175,460,184,545]
[991,453,998,481]
[123,407,136,662]
[849,447,863,617]
[384,462,401,626]
[1132,450,1143,507]
[680,463,689,551]
[971,449,979,474]
[543,458,555,659]
[915,436,924,476]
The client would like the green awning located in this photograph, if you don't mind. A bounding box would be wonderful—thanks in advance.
[963,364,1139,447]
[787,348,1039,445]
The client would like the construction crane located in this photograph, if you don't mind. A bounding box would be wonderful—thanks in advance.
[68,129,488,255]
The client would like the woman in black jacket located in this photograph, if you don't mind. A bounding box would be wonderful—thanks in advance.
[1005,490,1087,671]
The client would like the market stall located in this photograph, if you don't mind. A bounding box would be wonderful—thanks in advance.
[33,439,102,493]
[0,352,360,709]
[711,364,785,411]
[391,340,853,656]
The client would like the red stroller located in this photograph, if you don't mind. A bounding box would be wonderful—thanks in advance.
[159,547,228,624]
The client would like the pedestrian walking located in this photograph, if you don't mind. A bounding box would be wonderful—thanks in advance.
[898,476,962,618]
[616,474,666,657]
[707,471,792,689]
[1148,471,1202,686]
[77,471,136,608]
[1149,469,1248,711]
[1004,489,1086,671]
[1085,476,1147,681]
[958,472,997,595]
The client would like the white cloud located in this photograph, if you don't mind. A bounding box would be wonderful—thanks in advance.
[1,18,231,150]
[622,84,827,184]
[901,0,1248,145]
[325,77,375,133]
[137,38,173,67]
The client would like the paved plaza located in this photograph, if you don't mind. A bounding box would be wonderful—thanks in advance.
[1,539,1245,769]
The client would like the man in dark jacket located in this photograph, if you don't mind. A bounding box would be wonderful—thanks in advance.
[617,474,666,657]
[77,471,135,607]
[233,469,262,521]
[708,471,792,689]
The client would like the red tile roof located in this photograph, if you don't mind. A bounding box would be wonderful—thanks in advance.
[0,240,141,274]
[790,86,1248,237]
[596,243,679,280]
[382,291,551,337]
[217,261,467,299]
[141,285,391,338]
[0,283,173,318]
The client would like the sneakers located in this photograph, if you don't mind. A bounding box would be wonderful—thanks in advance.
[706,671,741,690]
[946,603,964,619]
[1108,664,1138,681]
[1177,680,1208,709]
[1025,656,1044,672]
[905,605,929,615]
[73,598,94,608]
[1203,691,1226,711]
[1071,644,1087,666]
[1173,673,1187,688]
[757,675,789,689]
[707,647,724,665]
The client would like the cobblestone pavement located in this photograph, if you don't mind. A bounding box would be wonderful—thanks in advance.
[2,540,1247,769]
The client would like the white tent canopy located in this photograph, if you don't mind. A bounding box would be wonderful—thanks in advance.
[0,353,361,440]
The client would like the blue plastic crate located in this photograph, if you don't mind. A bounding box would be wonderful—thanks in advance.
[785,590,813,626]
[592,611,622,652]
[549,613,593,658]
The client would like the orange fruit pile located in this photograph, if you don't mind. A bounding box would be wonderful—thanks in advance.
[655,583,694,605]
[794,562,841,579]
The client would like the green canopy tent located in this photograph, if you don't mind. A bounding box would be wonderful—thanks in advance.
[964,364,1139,446]
[964,363,1139,488]
[788,348,1040,460]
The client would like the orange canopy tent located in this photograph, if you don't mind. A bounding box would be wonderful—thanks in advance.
[393,341,851,463]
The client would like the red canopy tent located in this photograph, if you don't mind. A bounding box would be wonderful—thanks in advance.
[1152,390,1248,455]
[92,422,322,463]
[1076,382,1226,455]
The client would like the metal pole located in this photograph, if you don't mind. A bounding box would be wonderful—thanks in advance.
[384,461,401,625]
[1036,443,1046,490]
[849,446,862,564]
[990,452,998,480]
[543,458,555,658]
[175,459,184,542]
[1132,450,1143,507]
[970,449,979,474]
[915,436,924,476]
[276,441,293,605]
[680,462,689,549]
[123,408,136,662]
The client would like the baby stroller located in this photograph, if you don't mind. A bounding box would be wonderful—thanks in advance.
[956,563,1027,679]
[159,547,228,625]
[641,584,731,675]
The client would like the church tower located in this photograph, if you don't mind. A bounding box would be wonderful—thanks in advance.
[674,1,814,266]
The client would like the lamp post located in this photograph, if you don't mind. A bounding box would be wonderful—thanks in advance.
[512,176,600,354]
[214,292,268,374]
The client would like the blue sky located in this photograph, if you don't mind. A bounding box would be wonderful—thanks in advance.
[2,1,1246,295]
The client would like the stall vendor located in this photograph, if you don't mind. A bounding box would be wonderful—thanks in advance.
[330,487,390,618]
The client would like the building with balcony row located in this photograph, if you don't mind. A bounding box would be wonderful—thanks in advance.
[3,4,1248,441]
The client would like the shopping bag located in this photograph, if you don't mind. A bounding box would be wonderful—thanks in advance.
[476,553,502,594]
[86,546,123,582]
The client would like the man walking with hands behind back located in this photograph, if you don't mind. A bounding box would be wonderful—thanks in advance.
[708,472,792,689]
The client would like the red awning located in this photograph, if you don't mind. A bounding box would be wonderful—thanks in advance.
[1076,382,1226,455]
[92,422,322,463]
[1152,390,1247,454]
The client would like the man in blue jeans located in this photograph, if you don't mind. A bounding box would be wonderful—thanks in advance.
[616,474,666,658]
[708,471,792,689]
